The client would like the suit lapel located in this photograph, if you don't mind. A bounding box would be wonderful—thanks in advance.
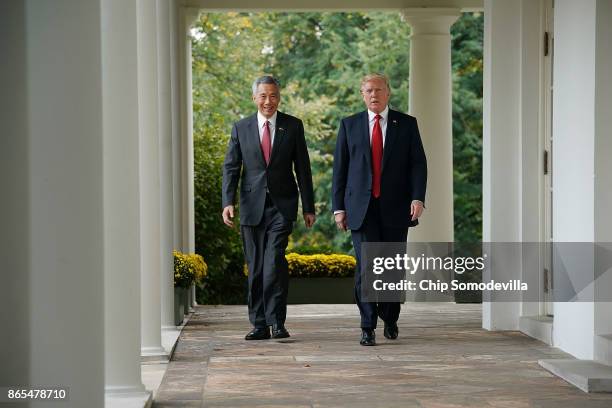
[269,111,285,165]
[361,111,372,170]
[247,114,266,167]
[382,109,399,172]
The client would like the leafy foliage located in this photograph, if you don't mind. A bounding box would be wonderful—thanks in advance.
[191,12,483,303]
[286,253,356,278]
[173,251,208,288]
[193,120,245,303]
[451,12,483,243]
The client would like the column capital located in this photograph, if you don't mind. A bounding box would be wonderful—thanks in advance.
[401,8,461,35]
[181,6,200,33]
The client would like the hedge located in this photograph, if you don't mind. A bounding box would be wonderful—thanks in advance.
[286,253,356,278]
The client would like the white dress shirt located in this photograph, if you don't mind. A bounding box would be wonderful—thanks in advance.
[257,110,277,146]
[367,105,389,146]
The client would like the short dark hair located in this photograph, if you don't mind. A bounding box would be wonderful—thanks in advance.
[252,75,281,95]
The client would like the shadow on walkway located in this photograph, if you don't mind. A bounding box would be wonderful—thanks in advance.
[153,303,612,407]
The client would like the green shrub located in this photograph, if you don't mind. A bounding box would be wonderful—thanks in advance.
[287,244,334,255]
[194,120,246,304]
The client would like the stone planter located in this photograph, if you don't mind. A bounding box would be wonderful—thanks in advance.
[182,287,189,316]
[287,277,354,304]
[187,285,194,312]
[174,287,185,325]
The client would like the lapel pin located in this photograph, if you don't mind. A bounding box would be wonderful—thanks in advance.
[279,127,284,131]
[392,120,398,124]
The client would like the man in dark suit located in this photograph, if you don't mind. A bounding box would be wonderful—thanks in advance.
[222,75,316,340]
[332,73,427,346]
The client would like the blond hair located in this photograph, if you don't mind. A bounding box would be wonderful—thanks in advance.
[360,73,390,91]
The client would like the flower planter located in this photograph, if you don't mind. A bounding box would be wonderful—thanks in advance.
[174,287,185,325]
[185,286,194,314]
[287,277,354,304]
[181,287,189,316]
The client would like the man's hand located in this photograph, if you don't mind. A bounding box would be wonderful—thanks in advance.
[303,213,316,228]
[334,212,348,231]
[410,200,424,221]
[222,205,235,227]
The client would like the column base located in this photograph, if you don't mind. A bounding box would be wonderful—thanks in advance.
[539,359,612,393]
[519,315,553,345]
[161,326,183,355]
[105,384,147,394]
[105,390,152,408]
[141,346,169,363]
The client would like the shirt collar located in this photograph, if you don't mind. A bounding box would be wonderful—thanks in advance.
[257,111,278,129]
[368,106,389,123]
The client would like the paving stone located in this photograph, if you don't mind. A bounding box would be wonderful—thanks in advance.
[151,303,612,407]
[151,400,202,407]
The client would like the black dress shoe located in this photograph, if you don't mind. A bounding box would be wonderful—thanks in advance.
[360,329,376,346]
[245,327,271,340]
[384,322,399,340]
[272,323,290,339]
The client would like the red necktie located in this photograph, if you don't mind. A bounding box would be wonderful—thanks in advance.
[371,114,383,198]
[261,120,271,165]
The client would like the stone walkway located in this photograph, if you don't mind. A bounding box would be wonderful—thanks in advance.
[153,304,612,407]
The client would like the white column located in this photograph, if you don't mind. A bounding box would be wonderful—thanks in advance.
[102,0,150,400]
[0,0,31,393]
[7,1,105,406]
[179,7,199,254]
[170,1,182,253]
[138,0,166,358]
[402,8,459,243]
[179,7,200,310]
[157,0,176,330]
[481,0,522,331]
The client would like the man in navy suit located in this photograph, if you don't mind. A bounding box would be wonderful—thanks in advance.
[332,73,427,346]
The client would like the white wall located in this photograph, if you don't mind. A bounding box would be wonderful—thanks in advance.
[592,6,612,242]
[593,1,612,246]
[593,0,612,355]
[552,0,597,360]
[482,0,612,359]
[483,0,612,360]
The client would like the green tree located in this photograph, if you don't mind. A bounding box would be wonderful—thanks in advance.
[261,12,414,252]
[451,12,483,243]
[190,11,483,303]
[191,12,269,304]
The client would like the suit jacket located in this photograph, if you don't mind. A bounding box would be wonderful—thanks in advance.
[222,111,315,227]
[332,109,427,230]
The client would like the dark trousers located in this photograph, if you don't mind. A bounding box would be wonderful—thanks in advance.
[351,198,409,329]
[241,195,293,328]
